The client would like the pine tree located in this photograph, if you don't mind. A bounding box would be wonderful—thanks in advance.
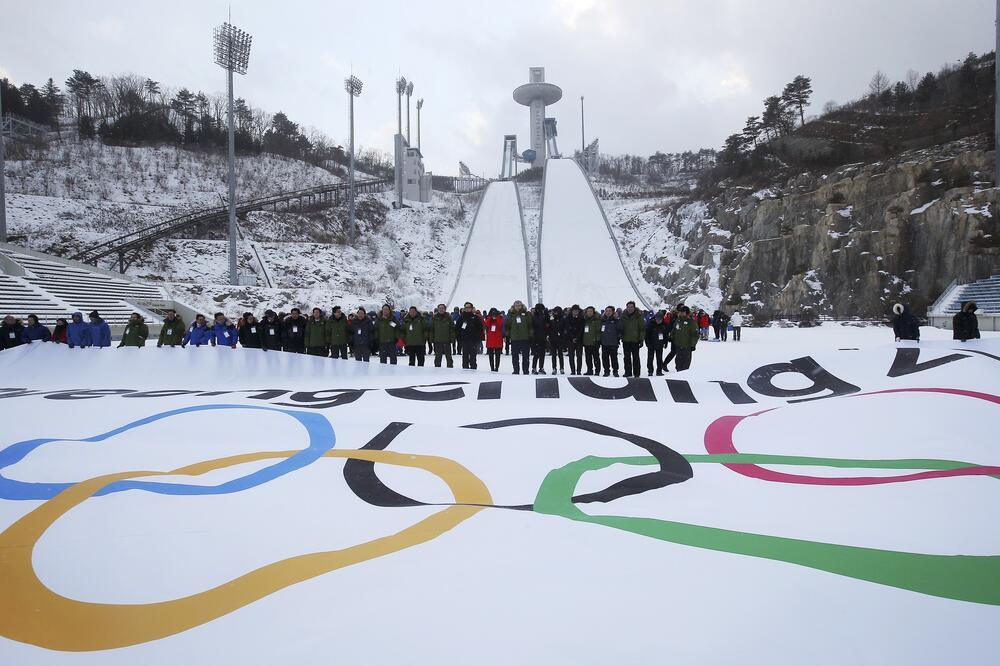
[781,75,813,126]
[742,116,762,148]
[915,72,937,105]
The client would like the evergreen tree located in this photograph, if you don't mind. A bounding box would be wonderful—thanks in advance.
[781,75,813,126]
[915,72,937,105]
[742,115,762,148]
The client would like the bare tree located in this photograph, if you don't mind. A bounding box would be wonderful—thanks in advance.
[868,70,890,98]
[905,69,921,92]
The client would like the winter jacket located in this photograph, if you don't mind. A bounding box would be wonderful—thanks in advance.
[182,323,214,347]
[431,313,456,343]
[403,315,429,345]
[89,317,112,348]
[304,317,328,348]
[531,309,549,342]
[645,315,669,346]
[697,313,710,329]
[352,316,374,347]
[620,311,645,344]
[892,306,920,341]
[504,309,533,341]
[953,302,981,341]
[730,312,744,327]
[282,316,307,348]
[22,323,51,344]
[118,319,149,347]
[671,317,700,349]
[563,314,585,345]
[260,319,282,350]
[327,315,349,346]
[599,316,622,347]
[0,321,25,350]
[239,322,262,348]
[549,313,566,346]
[212,322,238,348]
[456,312,484,343]
[67,314,92,348]
[582,315,602,346]
[376,315,401,344]
[52,324,67,344]
[484,315,505,349]
[158,316,185,346]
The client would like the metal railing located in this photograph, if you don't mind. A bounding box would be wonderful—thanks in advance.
[72,177,391,266]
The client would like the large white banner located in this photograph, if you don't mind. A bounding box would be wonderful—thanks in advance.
[0,340,998,664]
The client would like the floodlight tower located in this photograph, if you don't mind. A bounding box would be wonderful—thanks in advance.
[214,21,252,286]
[395,77,407,136]
[405,81,414,145]
[345,75,363,244]
[0,85,7,243]
[513,67,562,168]
[416,98,423,152]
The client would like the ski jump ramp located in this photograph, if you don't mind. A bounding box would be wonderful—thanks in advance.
[538,158,648,308]
[448,180,532,308]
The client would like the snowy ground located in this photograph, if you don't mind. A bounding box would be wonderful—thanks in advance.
[0,329,997,665]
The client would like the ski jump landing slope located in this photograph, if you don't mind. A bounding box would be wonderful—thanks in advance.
[539,158,647,308]
[448,180,531,308]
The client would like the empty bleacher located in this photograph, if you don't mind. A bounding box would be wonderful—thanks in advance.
[0,246,168,327]
[943,275,1000,314]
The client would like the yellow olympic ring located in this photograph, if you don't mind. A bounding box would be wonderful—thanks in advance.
[0,449,492,651]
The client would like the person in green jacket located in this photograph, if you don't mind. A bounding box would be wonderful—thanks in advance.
[156,310,185,347]
[402,306,429,366]
[581,306,602,375]
[431,303,456,368]
[305,308,329,357]
[504,300,533,375]
[327,306,349,360]
[118,313,149,348]
[620,300,645,378]
[670,305,699,371]
[376,304,401,365]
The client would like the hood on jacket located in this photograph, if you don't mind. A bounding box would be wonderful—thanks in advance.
[71,312,84,322]
[963,301,978,313]
[892,303,904,315]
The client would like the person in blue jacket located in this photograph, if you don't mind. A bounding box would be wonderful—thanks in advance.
[88,311,112,348]
[211,313,238,348]
[182,314,214,347]
[21,314,51,344]
[67,312,92,348]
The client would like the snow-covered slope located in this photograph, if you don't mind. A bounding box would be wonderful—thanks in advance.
[448,181,531,308]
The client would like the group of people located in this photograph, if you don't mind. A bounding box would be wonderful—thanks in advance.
[0,301,743,376]
[891,301,982,342]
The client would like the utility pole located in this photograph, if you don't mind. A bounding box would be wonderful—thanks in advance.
[0,84,6,243]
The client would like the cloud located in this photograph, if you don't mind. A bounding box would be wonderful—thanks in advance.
[460,110,488,148]
[89,16,124,40]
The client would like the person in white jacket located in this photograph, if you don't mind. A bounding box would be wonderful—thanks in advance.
[730,311,743,341]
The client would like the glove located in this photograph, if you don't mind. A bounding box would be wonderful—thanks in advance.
[181,344,187,349]
[25,340,31,344]
[69,344,75,349]
[157,343,162,348]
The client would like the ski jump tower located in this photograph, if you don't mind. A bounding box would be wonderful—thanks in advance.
[513,68,562,168]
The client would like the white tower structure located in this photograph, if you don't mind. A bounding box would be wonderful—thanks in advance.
[513,67,562,168]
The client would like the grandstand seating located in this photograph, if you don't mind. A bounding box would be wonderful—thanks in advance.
[0,246,168,327]
[944,275,1000,314]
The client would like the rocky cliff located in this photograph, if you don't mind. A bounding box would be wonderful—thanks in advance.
[622,135,1000,319]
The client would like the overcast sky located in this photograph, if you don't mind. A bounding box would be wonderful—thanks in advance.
[1,0,995,175]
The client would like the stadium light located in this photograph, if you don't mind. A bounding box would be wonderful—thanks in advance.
[345,75,363,245]
[416,98,423,152]
[214,21,253,286]
[405,81,414,144]
[0,84,6,243]
[395,76,407,136]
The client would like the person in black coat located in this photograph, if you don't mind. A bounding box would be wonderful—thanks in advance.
[239,313,263,349]
[260,310,283,351]
[645,310,669,376]
[548,306,566,374]
[352,307,374,362]
[456,302,484,370]
[282,308,307,353]
[891,303,920,341]
[953,301,981,342]
[530,303,550,374]
[563,304,585,375]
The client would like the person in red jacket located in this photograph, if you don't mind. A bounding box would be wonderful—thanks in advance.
[484,308,505,372]
[697,309,711,340]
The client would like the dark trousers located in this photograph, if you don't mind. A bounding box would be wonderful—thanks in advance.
[712,324,720,339]
[511,340,530,374]
[487,348,502,371]
[433,342,453,368]
[584,344,600,374]
[601,345,619,374]
[379,342,397,364]
[550,342,564,371]
[460,340,478,369]
[663,342,677,370]
[284,342,305,354]
[720,326,728,341]
[330,344,348,359]
[307,346,328,357]
[622,342,641,377]
[504,337,510,355]
[406,345,425,366]
[566,343,583,374]
[675,347,693,371]
[733,327,741,341]
[647,342,664,374]
[531,340,547,371]
[354,347,370,362]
